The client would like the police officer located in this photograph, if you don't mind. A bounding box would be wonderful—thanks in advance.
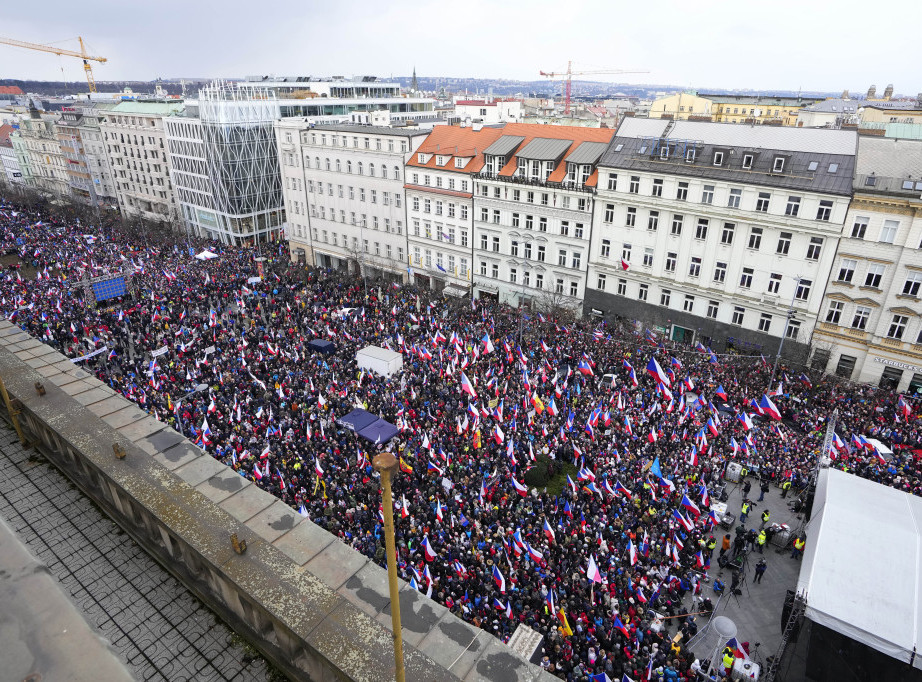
[760,508,771,530]
[756,528,767,553]
[781,479,792,498]
[740,499,753,524]
[722,646,735,672]
[792,535,806,559]
[706,535,717,558]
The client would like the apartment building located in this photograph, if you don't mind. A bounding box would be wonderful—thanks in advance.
[16,109,69,196]
[454,98,525,125]
[100,100,184,223]
[470,124,616,310]
[55,104,118,207]
[586,118,856,360]
[811,136,922,393]
[705,94,822,127]
[405,125,505,294]
[0,123,22,187]
[278,122,427,281]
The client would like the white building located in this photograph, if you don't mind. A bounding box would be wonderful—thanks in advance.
[470,123,616,311]
[0,123,22,186]
[453,98,524,126]
[796,98,862,129]
[15,109,69,196]
[585,118,857,361]
[404,125,506,295]
[278,122,428,282]
[812,136,922,393]
[100,100,184,223]
[55,104,118,207]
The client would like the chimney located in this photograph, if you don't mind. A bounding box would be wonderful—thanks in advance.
[884,84,894,100]
[867,84,877,99]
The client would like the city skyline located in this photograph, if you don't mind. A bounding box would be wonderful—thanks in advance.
[3,0,921,94]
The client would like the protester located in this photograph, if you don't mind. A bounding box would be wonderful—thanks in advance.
[1,196,920,681]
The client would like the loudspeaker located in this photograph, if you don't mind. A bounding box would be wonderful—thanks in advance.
[781,589,796,632]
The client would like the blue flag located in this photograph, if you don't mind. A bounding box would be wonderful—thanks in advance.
[650,456,663,479]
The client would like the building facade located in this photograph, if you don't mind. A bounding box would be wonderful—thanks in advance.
[585,118,856,360]
[16,110,69,196]
[278,122,427,281]
[705,94,822,127]
[470,124,616,310]
[648,92,713,120]
[811,136,922,393]
[453,99,524,125]
[0,123,23,187]
[405,125,506,294]
[55,104,118,207]
[100,100,184,223]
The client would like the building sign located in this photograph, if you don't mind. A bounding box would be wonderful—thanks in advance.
[727,336,764,352]
[873,357,921,373]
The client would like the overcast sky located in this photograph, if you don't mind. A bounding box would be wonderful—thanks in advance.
[3,0,919,95]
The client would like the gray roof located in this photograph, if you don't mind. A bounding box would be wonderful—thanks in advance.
[310,123,428,138]
[517,137,573,161]
[483,135,525,157]
[564,141,609,166]
[802,98,861,114]
[855,136,922,179]
[601,119,857,196]
[862,101,922,111]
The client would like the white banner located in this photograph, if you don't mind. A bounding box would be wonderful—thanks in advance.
[71,345,108,363]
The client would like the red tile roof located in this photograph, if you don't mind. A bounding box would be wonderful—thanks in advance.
[0,86,23,95]
[0,124,13,145]
[405,125,507,174]
[494,123,615,187]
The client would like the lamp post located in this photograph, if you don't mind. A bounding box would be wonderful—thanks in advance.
[372,452,405,682]
[769,276,801,390]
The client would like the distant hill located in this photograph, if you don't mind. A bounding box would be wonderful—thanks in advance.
[0,78,205,98]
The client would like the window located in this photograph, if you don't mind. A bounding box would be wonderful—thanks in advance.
[570,281,579,297]
[492,237,500,253]
[617,279,627,296]
[629,176,640,193]
[880,220,899,244]
[759,313,772,333]
[888,315,909,340]
[535,273,543,289]
[777,232,792,255]
[676,182,688,201]
[689,256,701,277]
[480,261,488,276]
[558,249,568,266]
[695,219,709,240]
[865,264,885,289]
[660,289,671,307]
[622,243,632,262]
[638,284,649,301]
[707,300,719,319]
[852,306,871,330]
[492,263,499,278]
[527,191,534,203]
[626,207,637,227]
[834,258,856,283]
[786,320,801,340]
[806,236,823,261]
[748,227,762,250]
[604,204,615,223]
[851,217,868,239]
[510,240,519,257]
[756,192,770,212]
[572,253,581,269]
[560,221,570,236]
[713,151,724,166]
[652,179,663,197]
[728,188,741,208]
[648,211,659,231]
[902,273,922,297]
[701,185,714,204]
[556,278,565,294]
[715,222,734,246]
[816,200,833,221]
[671,214,683,235]
[665,252,677,272]
[740,268,753,288]
[607,173,618,190]
[509,268,517,284]
[643,248,654,267]
[714,262,727,283]
[599,239,611,258]
[732,306,745,325]
[538,217,546,232]
[795,279,812,300]
[575,223,584,239]
[826,300,844,324]
[537,245,546,262]
[785,196,801,217]
[597,273,607,290]
[742,154,753,169]
[835,354,857,379]
[492,209,500,224]
[773,157,785,173]
[686,148,696,163]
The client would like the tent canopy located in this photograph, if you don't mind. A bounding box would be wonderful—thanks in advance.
[798,468,922,668]
[357,418,399,445]
[307,339,336,354]
[194,250,219,260]
[337,408,378,433]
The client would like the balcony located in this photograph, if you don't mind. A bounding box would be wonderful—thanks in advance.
[476,171,596,195]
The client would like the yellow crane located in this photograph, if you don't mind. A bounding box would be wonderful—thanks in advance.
[0,36,106,93]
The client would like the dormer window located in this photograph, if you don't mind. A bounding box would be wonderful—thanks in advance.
[773,157,785,173]
[417,153,427,163]
[659,145,669,160]
[566,162,577,183]
[686,148,696,163]
[436,155,447,166]
[517,157,527,176]
[454,157,469,169]
[713,151,724,166]
[808,161,819,171]
[742,154,753,169]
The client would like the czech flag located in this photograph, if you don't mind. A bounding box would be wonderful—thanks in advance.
[577,360,594,376]
[716,385,728,402]
[899,395,912,419]
[737,412,754,430]
[492,565,506,592]
[421,536,436,562]
[615,480,633,498]
[673,508,693,531]
[512,476,529,497]
[621,258,630,271]
[460,372,477,398]
[587,554,604,583]
[544,519,556,543]
[646,357,670,386]
[527,543,544,563]
[759,394,782,420]
[681,494,701,517]
[612,616,630,638]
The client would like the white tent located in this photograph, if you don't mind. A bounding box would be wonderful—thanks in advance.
[194,250,219,261]
[798,468,922,669]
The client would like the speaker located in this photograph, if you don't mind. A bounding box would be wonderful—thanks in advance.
[781,590,796,632]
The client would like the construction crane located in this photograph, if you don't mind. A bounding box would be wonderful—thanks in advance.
[540,61,648,115]
[0,36,106,93]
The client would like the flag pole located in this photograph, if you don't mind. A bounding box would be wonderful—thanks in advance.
[373,452,406,682]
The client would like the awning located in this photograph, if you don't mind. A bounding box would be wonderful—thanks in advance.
[443,285,469,298]
[357,418,399,445]
[337,408,378,433]
[194,250,219,260]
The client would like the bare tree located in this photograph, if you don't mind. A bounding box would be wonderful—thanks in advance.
[535,287,579,323]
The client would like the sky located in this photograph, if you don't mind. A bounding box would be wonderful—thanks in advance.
[3,0,920,95]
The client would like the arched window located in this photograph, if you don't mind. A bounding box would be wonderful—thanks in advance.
[358,162,364,175]
[314,156,320,169]
[303,156,310,169]
[381,165,388,179]
[394,166,400,180]
[347,160,353,174]
[335,159,341,172]
[369,163,375,177]
[325,158,331,171]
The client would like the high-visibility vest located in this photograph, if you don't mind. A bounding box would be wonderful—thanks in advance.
[762,511,770,522]
[757,531,766,545]
[723,651,735,668]
[742,503,751,514]
[782,481,792,490]
[794,538,805,551]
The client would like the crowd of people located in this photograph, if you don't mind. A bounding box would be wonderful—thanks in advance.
[1,196,920,681]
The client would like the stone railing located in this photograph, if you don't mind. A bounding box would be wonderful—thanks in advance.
[0,319,553,682]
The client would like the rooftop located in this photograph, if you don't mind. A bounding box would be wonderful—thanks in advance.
[802,98,861,114]
[0,86,23,96]
[854,136,922,196]
[300,122,429,138]
[406,125,508,174]
[108,100,185,115]
[700,93,824,106]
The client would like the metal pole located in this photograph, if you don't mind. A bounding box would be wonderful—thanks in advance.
[372,452,405,682]
[769,278,800,390]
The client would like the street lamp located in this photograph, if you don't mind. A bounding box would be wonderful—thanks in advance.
[769,276,801,390]
[372,452,405,682]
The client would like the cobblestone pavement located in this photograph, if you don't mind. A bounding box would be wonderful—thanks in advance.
[0,426,275,682]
